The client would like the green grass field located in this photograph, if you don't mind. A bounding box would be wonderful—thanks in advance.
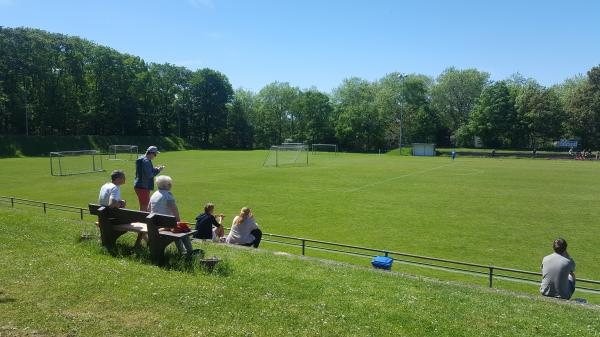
[2,150,600,293]
[1,208,599,337]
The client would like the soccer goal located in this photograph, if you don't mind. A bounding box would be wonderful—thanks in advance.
[50,150,105,176]
[108,144,138,161]
[263,144,309,167]
[311,143,338,155]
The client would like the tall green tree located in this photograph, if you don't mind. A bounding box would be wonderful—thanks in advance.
[431,67,490,142]
[148,63,191,136]
[252,82,300,147]
[219,88,254,148]
[292,89,334,144]
[566,65,600,148]
[332,77,383,151]
[514,83,566,148]
[188,68,234,145]
[468,81,517,148]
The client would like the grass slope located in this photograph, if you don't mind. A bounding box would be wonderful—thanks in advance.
[1,208,599,337]
[2,151,600,293]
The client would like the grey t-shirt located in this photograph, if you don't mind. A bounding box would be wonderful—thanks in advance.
[149,190,176,216]
[540,252,576,299]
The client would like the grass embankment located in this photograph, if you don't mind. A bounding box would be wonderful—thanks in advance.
[0,135,191,157]
[1,208,599,337]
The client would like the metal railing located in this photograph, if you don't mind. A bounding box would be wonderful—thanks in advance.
[2,195,599,294]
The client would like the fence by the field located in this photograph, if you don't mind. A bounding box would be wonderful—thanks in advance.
[2,195,599,295]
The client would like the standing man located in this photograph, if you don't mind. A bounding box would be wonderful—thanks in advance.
[134,146,165,211]
[540,238,576,300]
[99,170,127,208]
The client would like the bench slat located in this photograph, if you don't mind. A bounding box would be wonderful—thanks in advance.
[113,223,147,233]
[158,229,197,238]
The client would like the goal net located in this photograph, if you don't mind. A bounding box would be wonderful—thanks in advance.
[311,143,338,155]
[50,150,105,176]
[108,144,138,161]
[263,144,309,167]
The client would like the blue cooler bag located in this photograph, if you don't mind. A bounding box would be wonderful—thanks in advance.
[371,256,393,270]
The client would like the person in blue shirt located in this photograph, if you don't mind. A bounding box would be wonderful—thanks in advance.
[134,146,165,211]
[194,203,225,241]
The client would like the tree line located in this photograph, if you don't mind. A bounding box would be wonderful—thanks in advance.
[1,27,599,151]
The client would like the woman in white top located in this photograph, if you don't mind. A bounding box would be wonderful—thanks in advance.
[226,207,262,248]
[149,175,194,255]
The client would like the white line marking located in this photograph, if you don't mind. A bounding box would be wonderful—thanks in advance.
[345,163,456,193]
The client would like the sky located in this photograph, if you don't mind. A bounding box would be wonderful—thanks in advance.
[1,0,599,93]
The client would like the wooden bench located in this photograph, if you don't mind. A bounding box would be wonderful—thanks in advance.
[89,204,197,265]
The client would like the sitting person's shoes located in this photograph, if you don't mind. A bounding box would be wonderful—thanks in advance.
[186,248,204,259]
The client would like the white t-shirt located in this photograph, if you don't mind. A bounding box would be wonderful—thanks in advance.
[226,216,259,245]
[149,190,176,216]
[98,182,121,206]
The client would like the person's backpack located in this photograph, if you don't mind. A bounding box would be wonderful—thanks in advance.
[371,256,393,270]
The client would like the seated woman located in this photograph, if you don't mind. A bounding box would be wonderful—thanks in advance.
[148,175,195,255]
[226,207,262,248]
[194,203,225,241]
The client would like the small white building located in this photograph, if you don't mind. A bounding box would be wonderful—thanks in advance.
[412,143,436,156]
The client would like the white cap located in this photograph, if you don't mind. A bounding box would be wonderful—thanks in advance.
[146,146,160,154]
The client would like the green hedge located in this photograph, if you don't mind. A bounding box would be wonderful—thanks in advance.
[0,135,192,157]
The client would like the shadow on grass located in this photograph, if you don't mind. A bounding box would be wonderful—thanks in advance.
[0,291,16,304]
[78,238,232,277]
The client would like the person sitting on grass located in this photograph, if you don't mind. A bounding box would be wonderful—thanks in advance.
[541,238,576,300]
[226,207,262,248]
[148,175,195,256]
[98,170,127,208]
[194,203,225,241]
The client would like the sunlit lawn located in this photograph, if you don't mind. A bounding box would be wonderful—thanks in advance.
[2,150,600,283]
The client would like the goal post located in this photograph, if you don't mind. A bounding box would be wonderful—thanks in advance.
[311,143,338,155]
[108,144,138,161]
[50,150,105,176]
[263,144,309,167]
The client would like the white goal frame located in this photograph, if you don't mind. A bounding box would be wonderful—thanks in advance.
[311,143,338,155]
[263,144,309,167]
[50,150,105,176]
[108,144,138,161]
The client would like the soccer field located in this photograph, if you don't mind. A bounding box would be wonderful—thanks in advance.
[2,150,600,280]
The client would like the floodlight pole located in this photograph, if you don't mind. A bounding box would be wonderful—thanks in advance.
[397,74,406,153]
[399,100,404,153]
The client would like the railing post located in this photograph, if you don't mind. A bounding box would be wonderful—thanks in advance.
[43,202,47,214]
[384,251,389,257]
[489,266,494,288]
[11,197,14,208]
[301,239,305,256]
[80,208,84,220]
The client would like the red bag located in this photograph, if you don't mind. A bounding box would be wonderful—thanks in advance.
[173,222,191,233]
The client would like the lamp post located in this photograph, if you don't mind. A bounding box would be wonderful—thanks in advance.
[396,74,406,153]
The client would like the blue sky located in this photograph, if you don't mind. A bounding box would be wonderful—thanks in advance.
[1,0,599,92]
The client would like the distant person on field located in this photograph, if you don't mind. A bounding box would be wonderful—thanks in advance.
[540,238,576,300]
[194,203,225,241]
[98,170,127,208]
[226,207,262,248]
[149,175,194,256]
[134,146,165,211]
